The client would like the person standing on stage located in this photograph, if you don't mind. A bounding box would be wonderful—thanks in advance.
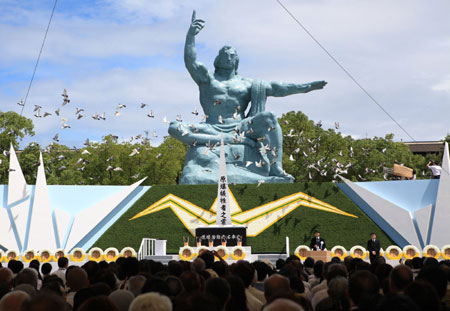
[367,232,381,264]
[310,230,326,251]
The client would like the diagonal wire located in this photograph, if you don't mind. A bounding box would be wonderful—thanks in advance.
[20,0,58,116]
[275,0,415,142]
[276,0,450,178]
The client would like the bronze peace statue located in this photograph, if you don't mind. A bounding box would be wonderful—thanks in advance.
[168,11,327,184]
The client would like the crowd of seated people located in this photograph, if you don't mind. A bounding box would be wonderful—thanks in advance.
[0,251,449,311]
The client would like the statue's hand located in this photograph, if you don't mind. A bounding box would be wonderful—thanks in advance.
[243,137,257,148]
[188,10,205,36]
[310,81,327,90]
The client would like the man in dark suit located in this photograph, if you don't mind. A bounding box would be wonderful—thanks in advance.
[367,232,381,264]
[310,230,326,251]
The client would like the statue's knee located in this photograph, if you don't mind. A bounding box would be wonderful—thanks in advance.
[258,111,277,126]
[168,122,179,136]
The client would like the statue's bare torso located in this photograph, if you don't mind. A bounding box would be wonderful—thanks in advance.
[199,74,252,123]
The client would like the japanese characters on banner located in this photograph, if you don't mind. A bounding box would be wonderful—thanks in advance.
[216,135,232,226]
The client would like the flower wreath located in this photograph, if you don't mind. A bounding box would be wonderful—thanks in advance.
[88,247,104,262]
[0,250,4,263]
[52,249,67,262]
[37,249,53,262]
[440,245,450,260]
[5,249,19,262]
[22,249,36,263]
[350,245,367,259]
[294,245,311,261]
[120,247,136,258]
[70,248,86,262]
[230,246,246,261]
[423,245,440,259]
[179,246,196,261]
[331,245,347,260]
[385,245,403,260]
[402,245,420,259]
[104,247,119,262]
[214,246,229,260]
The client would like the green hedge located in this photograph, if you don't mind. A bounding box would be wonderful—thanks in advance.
[93,183,393,254]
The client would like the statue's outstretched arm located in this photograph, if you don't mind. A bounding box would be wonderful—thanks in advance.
[266,80,327,97]
[184,10,209,85]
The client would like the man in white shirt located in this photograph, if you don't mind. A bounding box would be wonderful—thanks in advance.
[427,161,442,179]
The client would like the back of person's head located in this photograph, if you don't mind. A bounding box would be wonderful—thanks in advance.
[67,266,89,292]
[411,257,423,269]
[92,269,117,291]
[192,257,206,272]
[231,260,255,288]
[205,277,231,309]
[0,290,30,311]
[8,260,24,275]
[120,257,139,278]
[286,255,301,264]
[41,263,52,276]
[109,289,134,311]
[166,275,183,299]
[0,268,13,289]
[326,263,347,282]
[327,276,348,300]
[211,260,228,277]
[82,261,99,282]
[141,276,170,296]
[128,275,146,297]
[304,257,315,269]
[20,292,68,311]
[73,288,95,311]
[313,260,324,278]
[330,257,342,264]
[224,275,246,311]
[276,259,286,270]
[376,293,419,311]
[404,280,441,311]
[288,275,304,294]
[264,274,291,303]
[13,284,37,298]
[41,275,65,296]
[168,261,183,278]
[90,282,112,296]
[14,268,38,289]
[264,298,304,311]
[374,263,393,295]
[198,251,215,269]
[348,270,380,309]
[129,292,172,311]
[416,264,448,299]
[389,265,413,293]
[78,296,119,311]
[57,257,68,269]
[179,271,202,293]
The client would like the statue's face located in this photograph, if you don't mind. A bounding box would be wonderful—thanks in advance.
[215,47,238,70]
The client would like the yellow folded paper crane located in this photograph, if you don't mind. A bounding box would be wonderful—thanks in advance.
[130,190,357,237]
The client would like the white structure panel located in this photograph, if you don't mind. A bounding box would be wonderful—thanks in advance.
[65,178,146,251]
[414,204,432,245]
[53,208,72,248]
[27,153,57,250]
[430,142,450,246]
[342,178,421,246]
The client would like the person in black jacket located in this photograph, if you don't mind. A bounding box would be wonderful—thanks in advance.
[367,232,381,264]
[310,230,326,251]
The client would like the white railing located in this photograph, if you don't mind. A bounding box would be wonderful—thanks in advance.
[138,238,156,260]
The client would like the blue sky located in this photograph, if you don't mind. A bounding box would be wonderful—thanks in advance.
[1,0,450,148]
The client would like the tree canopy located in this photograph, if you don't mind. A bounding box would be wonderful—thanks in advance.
[0,109,447,185]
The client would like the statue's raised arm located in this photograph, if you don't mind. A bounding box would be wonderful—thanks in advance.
[184,11,209,85]
[265,80,327,97]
